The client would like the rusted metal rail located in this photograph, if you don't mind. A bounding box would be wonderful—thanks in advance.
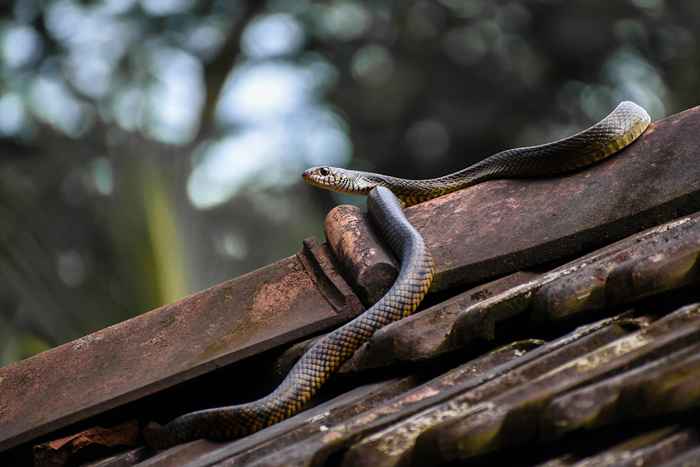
[2,105,700,459]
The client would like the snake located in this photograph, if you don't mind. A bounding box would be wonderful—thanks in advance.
[303,101,651,206]
[144,186,434,449]
[144,101,649,449]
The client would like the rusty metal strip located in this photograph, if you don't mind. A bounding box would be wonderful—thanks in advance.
[0,240,363,453]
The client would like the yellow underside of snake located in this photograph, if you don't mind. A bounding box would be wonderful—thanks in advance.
[144,101,650,450]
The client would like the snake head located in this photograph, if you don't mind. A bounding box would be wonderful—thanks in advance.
[302,166,336,189]
[302,166,376,195]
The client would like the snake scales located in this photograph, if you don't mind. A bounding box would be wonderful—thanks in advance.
[144,186,434,449]
[303,101,650,206]
[144,101,650,449]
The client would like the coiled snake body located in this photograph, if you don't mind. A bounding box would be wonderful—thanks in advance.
[144,186,434,449]
[145,101,649,449]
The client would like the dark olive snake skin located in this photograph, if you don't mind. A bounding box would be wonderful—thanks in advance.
[145,101,649,450]
[303,101,651,206]
[143,187,434,449]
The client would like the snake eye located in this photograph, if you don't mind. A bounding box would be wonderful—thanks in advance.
[319,167,330,176]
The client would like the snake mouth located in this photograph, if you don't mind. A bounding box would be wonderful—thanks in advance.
[301,168,316,182]
[301,169,332,190]
[302,167,354,192]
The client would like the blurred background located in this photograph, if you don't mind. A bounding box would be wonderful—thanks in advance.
[0,0,697,365]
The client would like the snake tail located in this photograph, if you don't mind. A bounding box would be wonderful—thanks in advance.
[302,101,651,206]
[144,187,434,449]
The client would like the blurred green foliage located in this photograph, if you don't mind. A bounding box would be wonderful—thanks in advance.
[0,0,699,365]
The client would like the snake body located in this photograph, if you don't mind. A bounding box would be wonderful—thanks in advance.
[144,187,434,449]
[303,101,650,206]
[145,101,649,449]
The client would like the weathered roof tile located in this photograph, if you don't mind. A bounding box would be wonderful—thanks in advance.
[4,107,700,467]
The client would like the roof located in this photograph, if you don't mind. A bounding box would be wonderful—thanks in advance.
[2,106,700,466]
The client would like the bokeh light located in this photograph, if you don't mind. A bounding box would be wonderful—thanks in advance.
[1,0,699,365]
